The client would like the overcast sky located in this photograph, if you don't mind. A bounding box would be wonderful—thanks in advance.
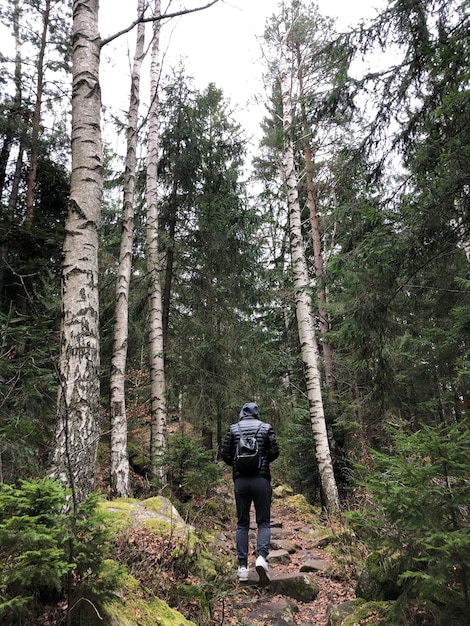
[99,0,385,149]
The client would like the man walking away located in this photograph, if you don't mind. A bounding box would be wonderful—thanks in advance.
[221,401,280,584]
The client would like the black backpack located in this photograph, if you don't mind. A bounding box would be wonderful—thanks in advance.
[234,423,263,475]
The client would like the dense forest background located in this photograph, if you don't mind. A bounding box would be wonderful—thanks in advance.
[0,0,469,624]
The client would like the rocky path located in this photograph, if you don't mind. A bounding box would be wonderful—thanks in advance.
[211,496,356,625]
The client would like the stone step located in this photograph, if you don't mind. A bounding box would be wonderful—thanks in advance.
[270,538,299,553]
[239,570,320,602]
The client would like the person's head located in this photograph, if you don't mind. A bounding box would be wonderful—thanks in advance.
[239,402,259,419]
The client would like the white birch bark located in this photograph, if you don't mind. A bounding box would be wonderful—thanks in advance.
[109,0,146,498]
[277,1,340,515]
[146,0,167,481]
[455,197,470,263]
[50,0,102,499]
[295,43,335,390]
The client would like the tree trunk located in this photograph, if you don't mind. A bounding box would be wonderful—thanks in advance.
[295,42,335,389]
[146,0,167,482]
[162,178,177,348]
[278,1,340,516]
[109,0,146,498]
[455,197,470,263]
[49,0,102,500]
[25,0,51,230]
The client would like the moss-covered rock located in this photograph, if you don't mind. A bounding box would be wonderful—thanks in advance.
[102,572,196,626]
[326,598,393,626]
[271,572,320,602]
[339,599,391,626]
[96,497,214,625]
[273,484,294,498]
[355,552,401,601]
[100,497,194,538]
[326,599,356,625]
[283,494,322,524]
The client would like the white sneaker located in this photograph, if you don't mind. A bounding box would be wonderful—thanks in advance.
[255,555,270,585]
[237,566,249,581]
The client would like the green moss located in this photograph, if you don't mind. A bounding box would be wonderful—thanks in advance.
[105,498,140,509]
[197,555,218,580]
[142,518,173,536]
[358,551,401,600]
[284,494,321,525]
[142,496,165,512]
[104,596,196,626]
[322,526,366,580]
[341,599,391,626]
[103,573,196,626]
[98,499,140,532]
[368,551,401,581]
[94,498,212,624]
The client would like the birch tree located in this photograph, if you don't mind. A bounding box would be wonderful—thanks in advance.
[47,0,221,497]
[109,0,146,498]
[295,38,335,389]
[146,0,167,481]
[49,0,102,499]
[277,0,339,515]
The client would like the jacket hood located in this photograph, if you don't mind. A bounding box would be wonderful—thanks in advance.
[239,402,259,419]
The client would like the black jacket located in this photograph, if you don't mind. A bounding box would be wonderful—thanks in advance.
[221,402,279,481]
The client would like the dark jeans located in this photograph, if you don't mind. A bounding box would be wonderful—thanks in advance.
[234,475,272,566]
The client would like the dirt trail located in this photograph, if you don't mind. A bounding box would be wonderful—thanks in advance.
[212,497,355,625]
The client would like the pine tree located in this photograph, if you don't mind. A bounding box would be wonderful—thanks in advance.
[159,77,271,451]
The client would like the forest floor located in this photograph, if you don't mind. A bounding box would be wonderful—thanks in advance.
[210,494,359,625]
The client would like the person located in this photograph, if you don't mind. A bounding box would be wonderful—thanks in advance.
[221,401,280,584]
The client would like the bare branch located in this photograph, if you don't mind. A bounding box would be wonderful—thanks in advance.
[100,0,221,48]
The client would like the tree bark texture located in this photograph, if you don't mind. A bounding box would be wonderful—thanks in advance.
[50,0,102,500]
[278,1,339,515]
[109,0,146,498]
[295,42,335,390]
[146,0,167,481]
[455,198,470,264]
